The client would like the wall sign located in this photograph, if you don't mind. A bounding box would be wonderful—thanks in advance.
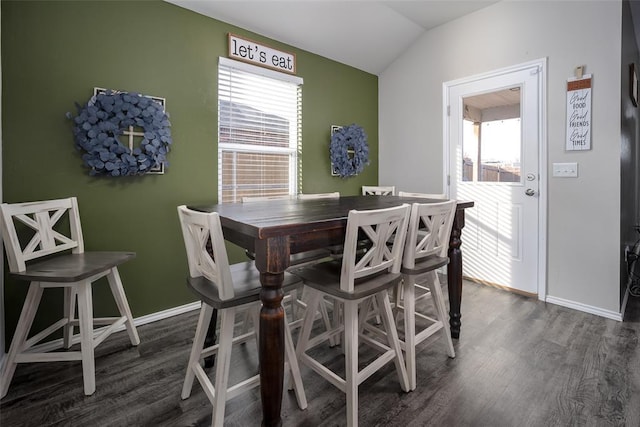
[228,33,296,74]
[565,74,592,151]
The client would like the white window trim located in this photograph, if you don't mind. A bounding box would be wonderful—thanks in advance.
[219,57,303,85]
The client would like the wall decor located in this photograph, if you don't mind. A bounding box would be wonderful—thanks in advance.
[67,88,172,176]
[330,123,369,178]
[565,73,591,151]
[228,33,296,74]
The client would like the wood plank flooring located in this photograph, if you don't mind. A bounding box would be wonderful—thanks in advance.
[1,280,639,426]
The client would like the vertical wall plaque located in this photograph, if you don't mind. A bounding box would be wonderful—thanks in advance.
[565,75,592,151]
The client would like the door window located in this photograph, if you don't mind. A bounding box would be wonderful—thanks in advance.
[462,87,522,183]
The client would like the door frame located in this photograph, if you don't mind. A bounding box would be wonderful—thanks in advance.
[442,58,548,300]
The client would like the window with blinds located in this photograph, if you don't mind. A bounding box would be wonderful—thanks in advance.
[218,58,302,203]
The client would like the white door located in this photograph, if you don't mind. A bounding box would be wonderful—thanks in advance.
[446,60,545,296]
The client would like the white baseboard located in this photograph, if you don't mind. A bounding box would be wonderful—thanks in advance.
[132,301,202,327]
[0,301,202,359]
[545,295,623,321]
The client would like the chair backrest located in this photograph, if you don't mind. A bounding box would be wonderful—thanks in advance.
[177,206,235,300]
[0,197,84,273]
[340,204,410,293]
[398,191,447,200]
[242,195,292,203]
[403,201,457,269]
[298,192,340,200]
[362,186,396,196]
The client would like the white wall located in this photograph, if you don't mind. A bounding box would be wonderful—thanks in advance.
[380,1,622,314]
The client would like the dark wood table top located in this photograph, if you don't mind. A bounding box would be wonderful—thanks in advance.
[190,195,474,240]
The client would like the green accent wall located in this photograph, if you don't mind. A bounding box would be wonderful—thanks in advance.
[1,0,378,345]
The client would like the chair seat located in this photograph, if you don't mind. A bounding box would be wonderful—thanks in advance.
[187,261,303,309]
[291,260,402,301]
[400,255,448,276]
[10,252,136,283]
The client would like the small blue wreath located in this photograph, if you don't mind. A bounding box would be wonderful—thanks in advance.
[67,90,172,176]
[330,124,369,178]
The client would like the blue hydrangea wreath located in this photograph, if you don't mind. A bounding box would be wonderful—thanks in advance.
[68,90,172,176]
[330,124,369,178]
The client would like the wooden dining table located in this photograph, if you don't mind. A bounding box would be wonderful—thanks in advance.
[189,195,473,427]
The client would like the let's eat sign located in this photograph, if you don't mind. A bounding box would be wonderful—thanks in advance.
[228,33,296,74]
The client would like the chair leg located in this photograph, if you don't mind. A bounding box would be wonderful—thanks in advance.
[240,308,252,335]
[371,298,382,325]
[319,297,337,347]
[393,282,404,325]
[63,287,77,349]
[212,308,237,427]
[289,288,299,320]
[295,289,322,359]
[76,281,96,396]
[402,274,417,391]
[332,300,343,348]
[204,310,218,369]
[107,267,140,346]
[283,310,307,409]
[344,300,359,427]
[376,292,409,393]
[428,272,455,358]
[182,303,213,399]
[295,291,336,347]
[358,297,373,335]
[0,282,43,399]
[251,305,261,350]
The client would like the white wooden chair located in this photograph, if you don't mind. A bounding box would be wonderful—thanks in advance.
[396,201,457,390]
[360,187,398,323]
[177,206,307,426]
[291,204,411,426]
[362,185,396,196]
[398,191,447,200]
[0,197,140,399]
[298,192,340,200]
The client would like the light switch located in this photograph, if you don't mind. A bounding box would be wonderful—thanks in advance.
[552,162,578,177]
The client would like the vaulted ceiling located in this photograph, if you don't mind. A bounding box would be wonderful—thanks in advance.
[166,0,498,75]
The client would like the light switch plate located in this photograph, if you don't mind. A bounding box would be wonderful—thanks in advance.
[552,162,578,177]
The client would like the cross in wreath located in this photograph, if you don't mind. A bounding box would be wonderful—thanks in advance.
[94,87,167,174]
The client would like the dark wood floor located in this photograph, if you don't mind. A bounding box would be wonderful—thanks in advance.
[1,280,639,427]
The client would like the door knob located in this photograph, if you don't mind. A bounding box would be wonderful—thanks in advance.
[525,188,536,196]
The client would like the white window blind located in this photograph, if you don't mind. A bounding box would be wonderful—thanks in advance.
[218,58,302,203]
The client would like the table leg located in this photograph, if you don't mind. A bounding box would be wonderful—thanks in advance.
[255,237,288,427]
[447,209,466,339]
